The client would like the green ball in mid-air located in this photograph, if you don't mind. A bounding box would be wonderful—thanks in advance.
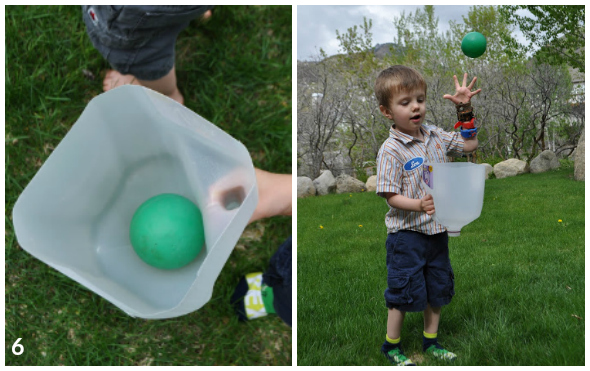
[130,193,205,270]
[461,32,487,58]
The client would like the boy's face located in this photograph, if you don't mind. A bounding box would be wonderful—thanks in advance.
[379,89,426,137]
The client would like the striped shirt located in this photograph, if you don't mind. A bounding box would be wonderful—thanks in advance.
[376,124,464,235]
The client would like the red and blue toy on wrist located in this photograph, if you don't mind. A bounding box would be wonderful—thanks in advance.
[454,101,478,138]
[454,118,478,138]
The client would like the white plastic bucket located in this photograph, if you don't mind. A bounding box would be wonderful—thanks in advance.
[12,85,257,319]
[421,162,485,237]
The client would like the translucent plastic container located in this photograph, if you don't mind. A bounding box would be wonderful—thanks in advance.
[421,162,485,237]
[12,85,258,319]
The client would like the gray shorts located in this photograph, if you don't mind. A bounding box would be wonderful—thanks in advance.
[82,5,212,80]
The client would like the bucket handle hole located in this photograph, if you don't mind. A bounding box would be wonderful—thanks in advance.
[222,187,245,211]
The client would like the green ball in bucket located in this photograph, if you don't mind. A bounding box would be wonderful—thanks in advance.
[461,32,487,58]
[130,194,205,270]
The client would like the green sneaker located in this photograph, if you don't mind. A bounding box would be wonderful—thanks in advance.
[425,344,457,362]
[382,347,416,366]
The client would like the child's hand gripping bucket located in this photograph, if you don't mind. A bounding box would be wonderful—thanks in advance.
[12,86,257,319]
[421,162,485,237]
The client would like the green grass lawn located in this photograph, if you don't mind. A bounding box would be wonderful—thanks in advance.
[6,5,291,366]
[297,166,584,366]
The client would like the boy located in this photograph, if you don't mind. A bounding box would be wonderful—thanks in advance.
[374,66,481,365]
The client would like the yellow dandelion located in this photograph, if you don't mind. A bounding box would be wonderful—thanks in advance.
[558,219,562,223]
[319,225,324,229]
[349,194,352,197]
[359,225,363,228]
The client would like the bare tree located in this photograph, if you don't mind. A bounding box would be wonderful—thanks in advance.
[297,58,354,179]
[554,100,585,157]
[494,66,532,159]
[527,62,573,160]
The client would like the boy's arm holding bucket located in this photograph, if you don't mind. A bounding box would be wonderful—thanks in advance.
[249,169,291,223]
[376,148,435,215]
[383,192,435,215]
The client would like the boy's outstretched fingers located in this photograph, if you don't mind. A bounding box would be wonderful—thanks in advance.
[443,73,482,104]
[466,74,478,91]
[466,75,482,97]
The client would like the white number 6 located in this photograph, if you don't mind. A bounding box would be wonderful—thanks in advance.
[12,338,24,355]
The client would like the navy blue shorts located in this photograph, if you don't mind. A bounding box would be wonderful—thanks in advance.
[82,6,212,80]
[384,230,455,312]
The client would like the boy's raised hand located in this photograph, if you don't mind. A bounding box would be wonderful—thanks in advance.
[443,73,481,104]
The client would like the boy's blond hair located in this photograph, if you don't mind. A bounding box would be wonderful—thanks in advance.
[374,65,427,108]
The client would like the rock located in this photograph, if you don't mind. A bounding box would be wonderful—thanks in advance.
[493,158,529,179]
[530,150,560,174]
[335,174,367,194]
[365,175,377,192]
[312,170,336,195]
[570,148,576,160]
[575,128,585,181]
[481,163,493,179]
[297,177,316,198]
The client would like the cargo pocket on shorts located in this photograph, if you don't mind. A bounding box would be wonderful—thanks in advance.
[428,269,455,303]
[439,270,455,300]
[386,274,413,306]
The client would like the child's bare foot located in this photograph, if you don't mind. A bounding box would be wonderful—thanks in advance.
[102,69,184,105]
[103,70,140,92]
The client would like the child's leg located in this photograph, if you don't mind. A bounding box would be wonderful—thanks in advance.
[424,303,441,334]
[84,6,213,105]
[137,66,183,104]
[422,232,457,360]
[423,304,456,361]
[382,231,426,365]
[387,307,405,340]
[381,308,415,365]
[102,7,212,104]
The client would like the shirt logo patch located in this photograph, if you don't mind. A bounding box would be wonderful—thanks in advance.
[404,157,424,171]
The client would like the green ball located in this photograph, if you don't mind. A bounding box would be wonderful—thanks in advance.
[130,194,205,270]
[461,32,487,58]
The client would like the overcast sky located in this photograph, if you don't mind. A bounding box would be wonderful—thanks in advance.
[297,5,530,60]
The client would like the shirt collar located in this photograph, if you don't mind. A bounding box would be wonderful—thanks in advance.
[389,124,431,144]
